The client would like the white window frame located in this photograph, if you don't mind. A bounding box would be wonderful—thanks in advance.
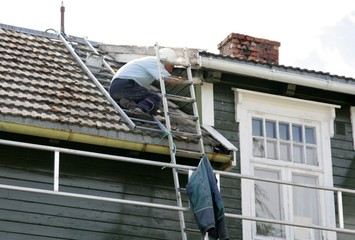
[233,88,340,240]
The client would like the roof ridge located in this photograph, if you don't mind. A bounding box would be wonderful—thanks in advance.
[0,23,57,39]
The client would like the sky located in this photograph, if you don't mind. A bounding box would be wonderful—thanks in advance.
[1,0,355,78]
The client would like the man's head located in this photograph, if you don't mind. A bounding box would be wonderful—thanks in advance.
[159,48,177,63]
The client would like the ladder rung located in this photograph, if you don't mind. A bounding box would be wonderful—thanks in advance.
[165,94,195,103]
[176,149,204,157]
[168,112,198,121]
[178,187,186,192]
[126,116,157,124]
[176,168,189,174]
[164,76,193,85]
[122,109,156,122]
[184,228,202,233]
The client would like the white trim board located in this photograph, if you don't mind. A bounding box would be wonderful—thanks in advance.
[351,107,355,150]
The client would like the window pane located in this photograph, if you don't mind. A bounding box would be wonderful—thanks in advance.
[292,124,303,142]
[267,140,277,159]
[293,144,304,163]
[306,146,318,166]
[293,175,320,240]
[253,118,263,136]
[253,138,265,157]
[305,127,316,144]
[266,120,276,138]
[254,169,285,238]
[280,142,291,162]
[279,122,289,140]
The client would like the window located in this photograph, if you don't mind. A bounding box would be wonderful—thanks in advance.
[234,88,339,240]
[252,118,318,165]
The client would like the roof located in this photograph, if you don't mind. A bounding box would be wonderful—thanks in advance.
[0,23,233,168]
[4,22,352,168]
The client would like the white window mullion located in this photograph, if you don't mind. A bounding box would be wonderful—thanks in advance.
[302,125,307,165]
[290,123,294,164]
[262,119,267,159]
[284,168,293,240]
[276,120,281,161]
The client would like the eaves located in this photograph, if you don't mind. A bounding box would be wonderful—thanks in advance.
[199,52,355,95]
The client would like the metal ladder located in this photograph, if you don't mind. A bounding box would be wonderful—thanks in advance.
[58,32,164,133]
[155,44,206,240]
[60,32,207,238]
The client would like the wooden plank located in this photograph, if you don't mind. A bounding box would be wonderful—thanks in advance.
[332,149,355,160]
[0,206,182,237]
[215,119,238,131]
[333,168,355,179]
[332,158,354,169]
[214,83,235,103]
[331,139,354,151]
[214,101,235,113]
[214,109,235,122]
[0,232,60,240]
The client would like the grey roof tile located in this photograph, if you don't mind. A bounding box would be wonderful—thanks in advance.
[0,26,124,131]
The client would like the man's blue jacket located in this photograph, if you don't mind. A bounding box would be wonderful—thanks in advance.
[186,156,229,239]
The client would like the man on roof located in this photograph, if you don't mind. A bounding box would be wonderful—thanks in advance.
[109,48,185,116]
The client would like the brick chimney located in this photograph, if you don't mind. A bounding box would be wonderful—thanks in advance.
[218,33,281,64]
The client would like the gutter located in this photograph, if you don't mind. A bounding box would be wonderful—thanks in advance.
[200,56,355,95]
[0,121,232,165]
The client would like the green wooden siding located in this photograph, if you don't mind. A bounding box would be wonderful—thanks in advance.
[0,143,210,239]
[332,106,355,240]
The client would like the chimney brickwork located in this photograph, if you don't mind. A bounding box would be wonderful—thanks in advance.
[218,33,281,64]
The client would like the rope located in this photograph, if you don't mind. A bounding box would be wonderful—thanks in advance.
[157,129,177,169]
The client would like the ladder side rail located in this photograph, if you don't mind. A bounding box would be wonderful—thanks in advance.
[83,38,116,75]
[184,48,205,155]
[155,44,173,131]
[58,33,136,129]
[155,43,187,240]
